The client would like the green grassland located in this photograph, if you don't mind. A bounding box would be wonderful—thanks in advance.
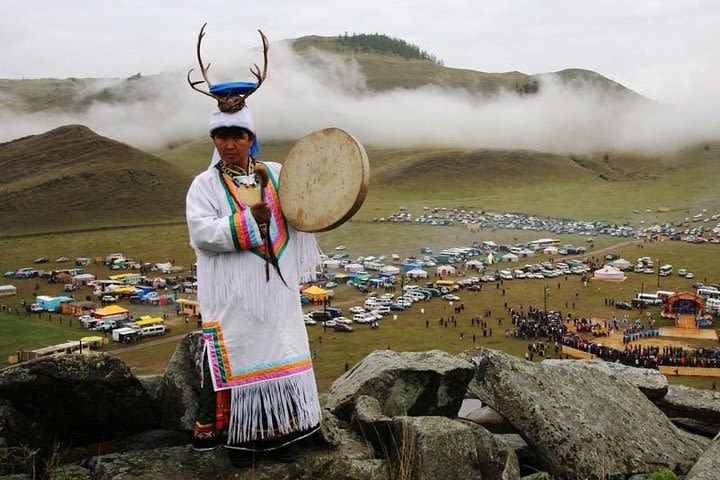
[1,219,719,391]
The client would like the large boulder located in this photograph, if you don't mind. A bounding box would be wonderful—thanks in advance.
[462,348,707,479]
[0,354,159,445]
[542,359,668,400]
[85,430,387,480]
[685,431,720,480]
[156,332,203,431]
[326,350,475,421]
[388,416,520,480]
[654,385,720,425]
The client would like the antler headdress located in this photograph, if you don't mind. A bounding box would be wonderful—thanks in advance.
[187,23,269,113]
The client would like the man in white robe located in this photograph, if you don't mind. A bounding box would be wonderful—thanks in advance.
[186,105,322,456]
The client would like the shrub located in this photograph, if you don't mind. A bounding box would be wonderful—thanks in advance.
[647,467,677,480]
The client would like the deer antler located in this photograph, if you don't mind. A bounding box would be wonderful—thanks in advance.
[187,25,270,113]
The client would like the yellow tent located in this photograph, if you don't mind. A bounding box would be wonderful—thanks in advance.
[302,285,329,301]
[94,305,129,316]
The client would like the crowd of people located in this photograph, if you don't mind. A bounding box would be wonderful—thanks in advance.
[562,333,720,369]
[507,306,567,342]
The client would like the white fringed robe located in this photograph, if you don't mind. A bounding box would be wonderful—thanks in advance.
[186,158,322,445]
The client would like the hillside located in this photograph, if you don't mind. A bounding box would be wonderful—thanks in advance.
[0,125,191,235]
[0,34,643,115]
[291,35,643,100]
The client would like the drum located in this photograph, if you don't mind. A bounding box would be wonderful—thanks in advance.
[279,128,369,232]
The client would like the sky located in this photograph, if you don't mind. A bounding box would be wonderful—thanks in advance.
[3,0,720,151]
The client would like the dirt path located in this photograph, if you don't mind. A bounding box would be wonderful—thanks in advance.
[111,333,188,355]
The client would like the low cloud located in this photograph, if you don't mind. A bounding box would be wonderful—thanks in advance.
[2,43,719,153]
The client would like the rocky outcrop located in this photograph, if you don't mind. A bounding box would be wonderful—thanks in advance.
[685,431,720,480]
[326,350,475,421]
[542,359,668,400]
[462,348,708,479]
[156,332,203,430]
[0,354,159,445]
[1,338,718,479]
[388,416,520,480]
[655,384,720,425]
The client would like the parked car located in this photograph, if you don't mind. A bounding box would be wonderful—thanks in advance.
[615,301,633,310]
[64,284,78,292]
[443,294,461,301]
[303,315,316,326]
[334,323,353,332]
[29,303,43,312]
[349,306,365,314]
[4,271,15,278]
[34,257,49,264]
[101,295,119,303]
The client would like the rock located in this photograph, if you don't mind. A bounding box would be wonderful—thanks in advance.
[0,399,48,449]
[457,398,483,417]
[670,417,720,438]
[0,354,158,445]
[495,433,541,474]
[86,440,387,479]
[137,374,162,403]
[351,395,393,455]
[326,350,475,421]
[462,406,517,433]
[521,473,552,480]
[462,348,707,479]
[655,385,720,425]
[388,416,520,480]
[116,429,191,452]
[685,431,720,480]
[156,332,203,431]
[543,359,668,400]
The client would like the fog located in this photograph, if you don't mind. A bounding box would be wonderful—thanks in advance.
[2,43,719,153]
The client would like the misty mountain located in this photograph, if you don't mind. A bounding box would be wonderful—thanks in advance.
[0,34,642,115]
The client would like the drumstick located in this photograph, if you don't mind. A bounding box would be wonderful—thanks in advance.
[253,164,271,281]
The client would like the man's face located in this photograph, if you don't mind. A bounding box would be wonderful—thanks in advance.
[212,128,253,166]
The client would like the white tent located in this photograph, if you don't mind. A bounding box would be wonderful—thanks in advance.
[323,259,341,271]
[465,260,484,270]
[380,265,401,275]
[543,246,559,255]
[407,268,428,279]
[501,253,519,262]
[609,258,632,270]
[0,285,17,297]
[437,265,456,276]
[344,263,364,273]
[518,248,535,258]
[593,265,626,282]
[71,273,96,285]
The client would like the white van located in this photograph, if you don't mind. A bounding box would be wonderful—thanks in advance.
[697,288,720,301]
[659,265,673,276]
[634,293,662,306]
[140,325,166,337]
[705,298,720,315]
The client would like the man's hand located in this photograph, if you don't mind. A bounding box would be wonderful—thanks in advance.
[250,202,271,225]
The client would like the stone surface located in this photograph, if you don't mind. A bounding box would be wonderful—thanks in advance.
[462,348,707,480]
[655,385,720,425]
[462,406,517,433]
[326,350,475,421]
[389,416,520,480]
[495,434,541,475]
[156,332,203,431]
[685,431,720,480]
[543,359,669,400]
[85,438,387,479]
[0,354,158,445]
[137,374,162,404]
[521,473,552,480]
[0,399,48,449]
[670,417,720,438]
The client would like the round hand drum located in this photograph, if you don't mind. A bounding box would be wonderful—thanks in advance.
[279,128,369,232]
